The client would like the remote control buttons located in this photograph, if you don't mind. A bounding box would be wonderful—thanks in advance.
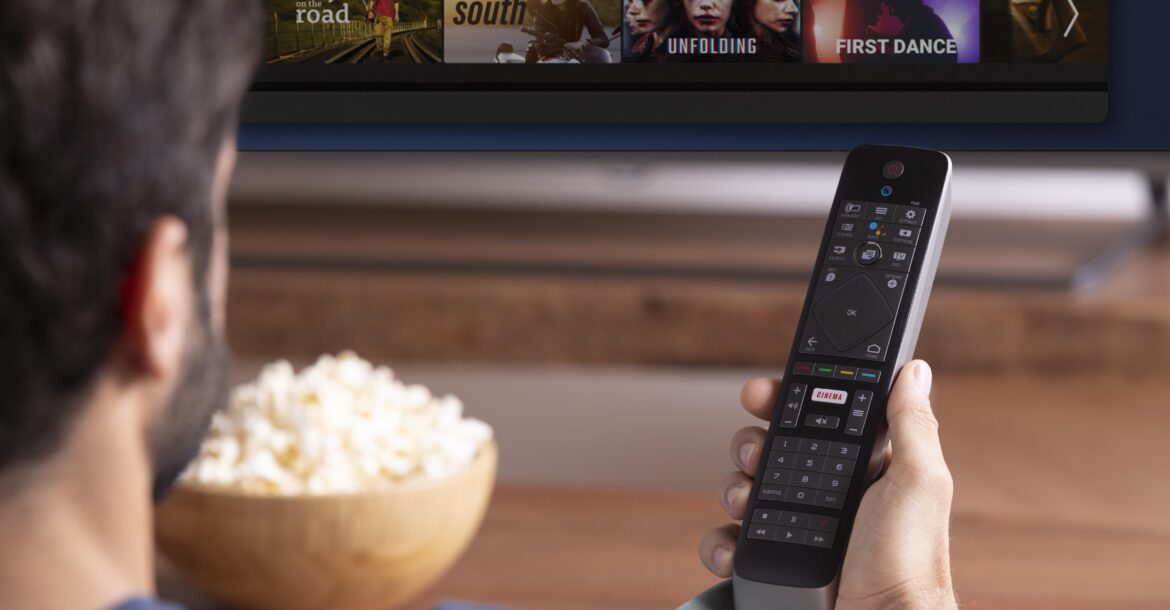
[798,319,830,357]
[896,205,925,226]
[752,508,781,524]
[833,220,860,240]
[865,204,896,222]
[825,240,852,265]
[876,271,909,310]
[840,323,894,363]
[876,245,915,272]
[855,242,883,266]
[839,202,866,219]
[805,414,841,430]
[845,391,874,436]
[813,275,895,352]
[888,225,921,247]
[747,510,839,548]
[779,384,808,429]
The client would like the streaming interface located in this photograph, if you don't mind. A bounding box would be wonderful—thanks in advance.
[256,0,1108,122]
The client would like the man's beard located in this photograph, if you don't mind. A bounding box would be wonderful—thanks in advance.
[148,318,231,502]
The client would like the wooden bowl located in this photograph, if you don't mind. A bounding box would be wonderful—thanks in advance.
[155,442,497,610]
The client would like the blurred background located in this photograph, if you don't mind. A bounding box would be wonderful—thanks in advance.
[162,150,1170,609]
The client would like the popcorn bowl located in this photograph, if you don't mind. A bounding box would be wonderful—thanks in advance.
[154,441,497,610]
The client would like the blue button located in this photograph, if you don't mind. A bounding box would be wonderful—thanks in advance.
[880,186,894,197]
[869,222,879,230]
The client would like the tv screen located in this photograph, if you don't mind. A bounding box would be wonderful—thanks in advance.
[249,0,1109,122]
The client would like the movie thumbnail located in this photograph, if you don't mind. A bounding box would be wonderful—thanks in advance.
[445,0,622,63]
[806,0,979,63]
[622,0,801,62]
[982,0,1107,63]
[264,0,443,64]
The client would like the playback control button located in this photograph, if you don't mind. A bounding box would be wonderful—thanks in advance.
[747,509,840,549]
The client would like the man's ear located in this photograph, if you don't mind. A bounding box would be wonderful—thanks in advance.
[119,218,193,379]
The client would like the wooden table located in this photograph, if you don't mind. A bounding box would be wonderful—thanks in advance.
[158,374,1170,610]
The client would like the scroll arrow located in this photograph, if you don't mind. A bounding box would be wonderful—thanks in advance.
[1064,0,1080,38]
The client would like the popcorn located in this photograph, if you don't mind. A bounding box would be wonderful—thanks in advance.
[182,352,494,495]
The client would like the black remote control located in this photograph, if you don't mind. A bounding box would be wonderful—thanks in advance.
[732,145,953,609]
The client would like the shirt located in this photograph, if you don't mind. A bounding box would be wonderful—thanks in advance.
[108,599,183,610]
[105,584,730,610]
[374,0,397,18]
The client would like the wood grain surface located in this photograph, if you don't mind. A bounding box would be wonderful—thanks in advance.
[157,374,1170,610]
[224,204,1170,376]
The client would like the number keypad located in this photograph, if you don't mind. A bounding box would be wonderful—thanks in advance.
[759,436,860,511]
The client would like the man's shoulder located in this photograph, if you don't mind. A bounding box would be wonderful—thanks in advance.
[107,598,185,610]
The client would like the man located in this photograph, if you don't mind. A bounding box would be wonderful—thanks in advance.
[370,0,402,61]
[0,1,957,609]
[524,0,610,63]
[0,1,257,609]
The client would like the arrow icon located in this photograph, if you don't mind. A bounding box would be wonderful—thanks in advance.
[807,337,819,348]
[1064,0,1079,38]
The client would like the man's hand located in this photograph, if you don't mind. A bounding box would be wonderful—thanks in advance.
[698,360,957,610]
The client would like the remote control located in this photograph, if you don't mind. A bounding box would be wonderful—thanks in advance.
[732,145,953,610]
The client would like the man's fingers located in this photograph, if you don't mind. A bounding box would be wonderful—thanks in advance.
[730,426,767,475]
[885,360,951,486]
[699,523,740,578]
[740,378,780,421]
[719,470,753,519]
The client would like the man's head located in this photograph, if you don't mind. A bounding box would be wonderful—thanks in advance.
[0,0,261,498]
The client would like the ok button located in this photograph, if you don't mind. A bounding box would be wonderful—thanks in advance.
[813,275,895,352]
